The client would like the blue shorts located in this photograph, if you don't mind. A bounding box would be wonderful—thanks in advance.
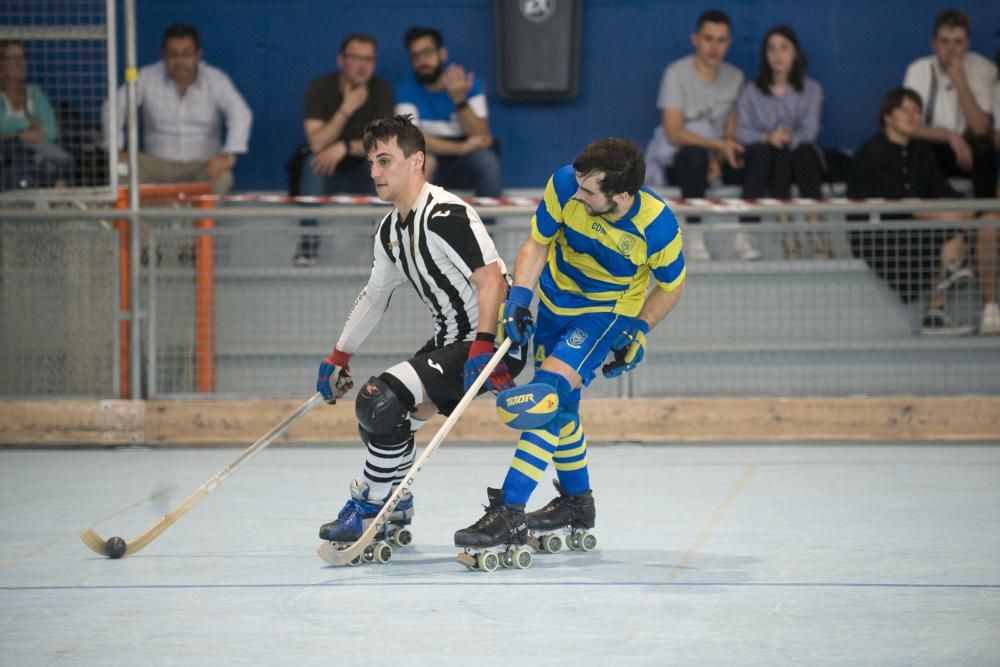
[532,304,633,386]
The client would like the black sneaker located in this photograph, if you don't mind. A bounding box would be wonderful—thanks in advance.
[920,308,974,337]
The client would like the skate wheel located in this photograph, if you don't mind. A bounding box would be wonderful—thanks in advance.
[478,551,500,573]
[500,551,514,568]
[373,542,392,564]
[580,532,597,552]
[542,534,562,553]
[362,544,376,562]
[394,527,413,547]
[348,554,363,567]
[513,547,532,569]
[567,533,582,550]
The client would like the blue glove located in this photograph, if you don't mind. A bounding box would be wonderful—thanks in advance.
[602,318,650,379]
[464,335,515,393]
[498,285,536,346]
[317,348,354,404]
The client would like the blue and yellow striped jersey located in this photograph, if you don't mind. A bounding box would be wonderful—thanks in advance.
[530,164,686,317]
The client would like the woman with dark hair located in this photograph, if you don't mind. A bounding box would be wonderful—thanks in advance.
[736,25,826,258]
[0,40,71,189]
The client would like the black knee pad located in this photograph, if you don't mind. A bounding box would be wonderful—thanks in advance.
[355,375,412,440]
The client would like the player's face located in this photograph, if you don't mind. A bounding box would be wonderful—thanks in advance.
[932,26,968,66]
[884,97,921,138]
[368,138,422,203]
[408,36,445,83]
[337,40,376,87]
[573,171,617,217]
[162,37,201,86]
[692,21,731,68]
[765,33,796,78]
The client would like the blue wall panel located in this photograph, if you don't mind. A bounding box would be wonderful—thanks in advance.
[126,0,999,190]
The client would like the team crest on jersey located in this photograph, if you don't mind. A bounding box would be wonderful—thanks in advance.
[520,0,555,23]
[566,328,588,349]
[617,233,637,256]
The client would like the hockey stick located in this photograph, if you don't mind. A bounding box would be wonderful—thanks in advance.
[80,392,325,558]
[318,337,513,565]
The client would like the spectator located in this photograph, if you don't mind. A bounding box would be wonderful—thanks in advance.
[105,23,252,195]
[293,33,394,266]
[736,25,828,259]
[903,9,997,198]
[648,9,756,260]
[848,88,974,337]
[0,40,72,189]
[395,26,502,207]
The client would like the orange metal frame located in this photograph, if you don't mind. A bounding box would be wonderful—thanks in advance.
[114,183,216,398]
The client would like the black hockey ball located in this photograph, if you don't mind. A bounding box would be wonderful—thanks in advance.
[106,536,127,559]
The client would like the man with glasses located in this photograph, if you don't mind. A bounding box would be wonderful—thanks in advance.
[395,26,502,212]
[294,33,394,265]
[105,23,252,196]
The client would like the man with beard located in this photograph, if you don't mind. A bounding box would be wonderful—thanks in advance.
[105,23,252,195]
[294,33,394,265]
[395,27,502,209]
[454,138,686,562]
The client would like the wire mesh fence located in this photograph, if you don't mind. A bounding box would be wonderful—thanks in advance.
[1,203,999,399]
[0,220,118,397]
[0,0,114,197]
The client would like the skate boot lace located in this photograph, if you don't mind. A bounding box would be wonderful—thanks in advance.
[337,498,368,524]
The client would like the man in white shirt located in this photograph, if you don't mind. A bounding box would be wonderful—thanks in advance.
[903,9,996,198]
[106,24,252,194]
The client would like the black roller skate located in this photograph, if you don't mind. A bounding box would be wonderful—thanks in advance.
[319,480,414,566]
[454,488,533,572]
[526,480,597,554]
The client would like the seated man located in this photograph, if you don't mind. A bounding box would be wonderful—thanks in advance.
[294,33,394,265]
[650,9,754,260]
[105,23,252,195]
[903,9,997,199]
[395,26,501,207]
[848,88,974,337]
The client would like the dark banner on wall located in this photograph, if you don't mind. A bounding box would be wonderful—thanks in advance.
[495,0,581,101]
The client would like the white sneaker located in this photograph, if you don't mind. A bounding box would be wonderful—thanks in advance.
[981,302,1000,335]
[732,230,761,261]
[683,227,711,261]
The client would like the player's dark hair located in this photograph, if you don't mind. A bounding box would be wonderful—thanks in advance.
[341,33,376,54]
[878,88,922,127]
[755,25,806,94]
[933,9,969,37]
[363,114,426,159]
[572,138,645,198]
[696,9,731,31]
[404,26,443,51]
[161,24,200,51]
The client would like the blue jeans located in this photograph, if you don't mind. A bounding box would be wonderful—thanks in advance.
[296,155,373,258]
[434,148,502,196]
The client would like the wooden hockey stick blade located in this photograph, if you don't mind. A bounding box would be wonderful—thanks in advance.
[79,392,325,558]
[318,338,512,566]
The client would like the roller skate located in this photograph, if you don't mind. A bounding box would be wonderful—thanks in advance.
[526,480,597,554]
[454,488,533,572]
[318,480,414,566]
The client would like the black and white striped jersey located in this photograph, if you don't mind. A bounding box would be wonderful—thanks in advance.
[336,182,507,353]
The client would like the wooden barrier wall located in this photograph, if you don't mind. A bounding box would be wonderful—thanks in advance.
[1,397,999,446]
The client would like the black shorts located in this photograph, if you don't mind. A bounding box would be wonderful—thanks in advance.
[410,339,529,416]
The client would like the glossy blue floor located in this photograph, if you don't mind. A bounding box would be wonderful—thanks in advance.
[2,443,998,665]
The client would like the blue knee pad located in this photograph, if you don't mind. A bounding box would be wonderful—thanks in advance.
[496,370,573,430]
